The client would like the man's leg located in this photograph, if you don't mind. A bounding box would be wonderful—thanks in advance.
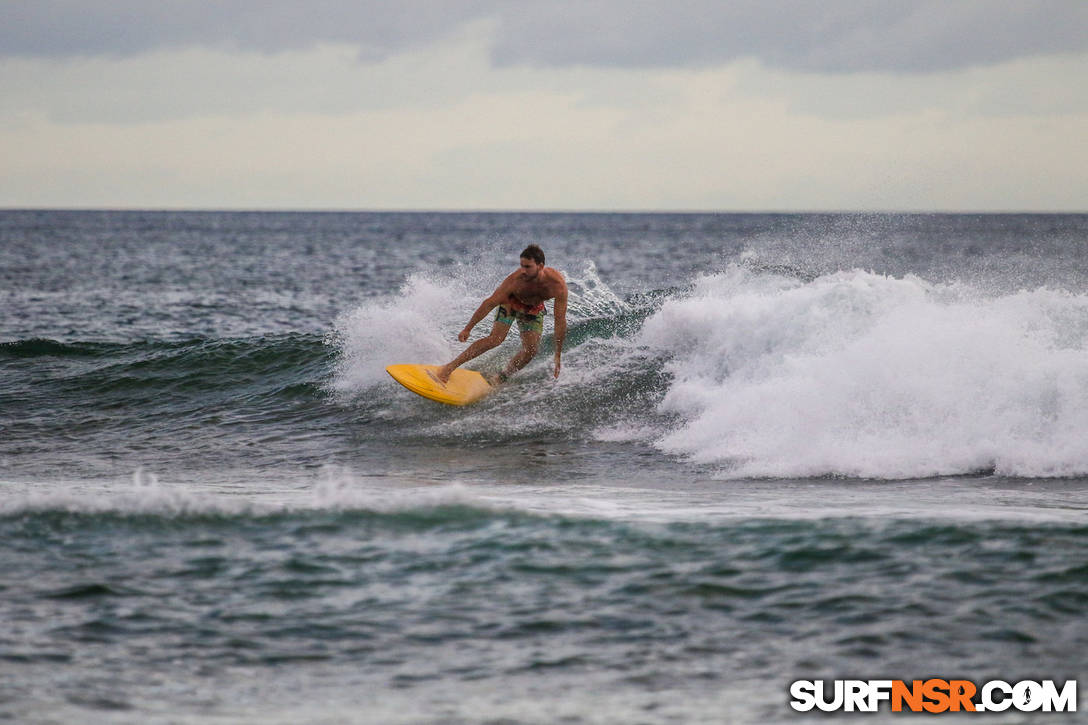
[499,329,541,379]
[436,319,511,383]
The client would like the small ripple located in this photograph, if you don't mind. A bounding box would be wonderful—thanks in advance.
[0,651,72,664]
[42,582,131,600]
[1037,589,1088,615]
[64,695,134,712]
[1034,562,1088,584]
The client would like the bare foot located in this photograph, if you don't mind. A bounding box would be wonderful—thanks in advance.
[429,367,452,385]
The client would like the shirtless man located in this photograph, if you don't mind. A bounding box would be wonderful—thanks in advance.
[435,245,568,384]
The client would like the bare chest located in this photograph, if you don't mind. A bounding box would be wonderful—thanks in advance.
[511,279,550,305]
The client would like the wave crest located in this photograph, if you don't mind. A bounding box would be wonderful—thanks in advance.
[639,267,1088,479]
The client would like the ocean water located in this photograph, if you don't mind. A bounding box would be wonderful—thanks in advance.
[1,210,1086,723]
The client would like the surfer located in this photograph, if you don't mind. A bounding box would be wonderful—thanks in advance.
[435,245,568,384]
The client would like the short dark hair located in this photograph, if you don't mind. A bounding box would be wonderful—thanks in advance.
[520,244,545,265]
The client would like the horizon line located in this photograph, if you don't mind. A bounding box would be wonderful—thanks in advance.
[2,206,1085,215]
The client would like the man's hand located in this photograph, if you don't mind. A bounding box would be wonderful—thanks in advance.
[458,327,471,343]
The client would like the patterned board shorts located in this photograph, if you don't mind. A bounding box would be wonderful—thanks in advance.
[495,305,545,334]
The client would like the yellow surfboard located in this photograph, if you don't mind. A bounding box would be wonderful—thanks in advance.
[385,364,493,406]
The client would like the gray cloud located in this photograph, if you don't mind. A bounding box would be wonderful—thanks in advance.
[493,0,1088,73]
[0,1,492,59]
[2,0,1086,73]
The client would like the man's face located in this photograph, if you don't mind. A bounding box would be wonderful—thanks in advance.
[519,257,543,280]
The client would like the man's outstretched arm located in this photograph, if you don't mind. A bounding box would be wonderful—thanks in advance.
[552,287,568,378]
[459,276,515,341]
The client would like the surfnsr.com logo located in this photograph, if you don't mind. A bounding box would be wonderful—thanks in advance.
[789,679,1078,713]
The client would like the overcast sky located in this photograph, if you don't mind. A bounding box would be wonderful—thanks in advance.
[2,0,1086,211]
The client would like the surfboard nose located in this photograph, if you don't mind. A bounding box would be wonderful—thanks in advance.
[386,364,493,406]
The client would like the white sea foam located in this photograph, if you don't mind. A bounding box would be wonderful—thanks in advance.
[637,266,1088,479]
[0,466,493,518]
[327,273,475,395]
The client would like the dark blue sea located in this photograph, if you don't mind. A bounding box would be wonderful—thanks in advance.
[2,210,1086,723]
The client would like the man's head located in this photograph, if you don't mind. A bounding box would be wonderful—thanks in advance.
[519,245,546,279]
[520,245,545,265]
